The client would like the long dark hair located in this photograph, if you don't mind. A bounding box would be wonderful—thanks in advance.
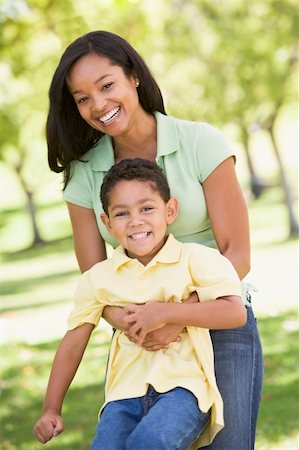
[47,30,166,187]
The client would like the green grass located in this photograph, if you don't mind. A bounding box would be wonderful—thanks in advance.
[1,312,298,449]
[256,311,299,449]
[1,181,298,449]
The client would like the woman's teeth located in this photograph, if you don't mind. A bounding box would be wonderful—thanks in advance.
[100,107,120,123]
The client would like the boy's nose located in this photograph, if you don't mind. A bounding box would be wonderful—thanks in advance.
[129,214,144,226]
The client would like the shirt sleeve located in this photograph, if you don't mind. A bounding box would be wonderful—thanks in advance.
[195,123,236,183]
[188,245,241,302]
[63,160,94,208]
[67,270,104,330]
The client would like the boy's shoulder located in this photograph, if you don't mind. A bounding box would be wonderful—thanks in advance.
[81,257,115,283]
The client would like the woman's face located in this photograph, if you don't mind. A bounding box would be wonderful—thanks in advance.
[67,53,141,138]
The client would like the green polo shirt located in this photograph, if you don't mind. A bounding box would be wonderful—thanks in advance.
[63,112,235,249]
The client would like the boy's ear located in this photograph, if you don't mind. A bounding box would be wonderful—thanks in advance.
[166,197,179,225]
[100,213,113,234]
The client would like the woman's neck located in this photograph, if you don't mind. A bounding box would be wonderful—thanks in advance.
[113,112,157,163]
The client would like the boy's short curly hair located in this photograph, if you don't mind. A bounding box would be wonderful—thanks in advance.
[100,158,171,215]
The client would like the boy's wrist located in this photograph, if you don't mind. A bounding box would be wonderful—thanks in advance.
[42,406,62,415]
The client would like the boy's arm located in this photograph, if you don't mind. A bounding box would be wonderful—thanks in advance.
[33,323,94,444]
[124,295,246,346]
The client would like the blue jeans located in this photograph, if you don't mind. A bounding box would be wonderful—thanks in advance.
[90,386,210,450]
[207,306,264,450]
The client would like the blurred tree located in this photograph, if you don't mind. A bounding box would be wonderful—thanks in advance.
[159,0,298,236]
[0,0,151,247]
[0,0,82,246]
[1,0,297,245]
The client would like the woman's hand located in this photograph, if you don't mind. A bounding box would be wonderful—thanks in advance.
[131,324,185,351]
[124,292,198,349]
[124,303,186,349]
[123,303,167,345]
[102,305,129,331]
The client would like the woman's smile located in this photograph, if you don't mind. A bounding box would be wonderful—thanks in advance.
[99,106,121,125]
[67,53,141,138]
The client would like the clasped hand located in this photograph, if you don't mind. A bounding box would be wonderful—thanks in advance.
[123,302,183,349]
[33,410,64,444]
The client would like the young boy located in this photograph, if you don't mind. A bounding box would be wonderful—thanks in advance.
[34,159,246,450]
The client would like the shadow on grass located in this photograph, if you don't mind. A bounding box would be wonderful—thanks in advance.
[1,312,298,449]
[2,383,105,450]
[1,337,110,450]
[0,199,65,227]
[1,268,78,298]
[1,235,74,263]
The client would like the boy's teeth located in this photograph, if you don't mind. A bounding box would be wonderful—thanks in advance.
[100,107,120,123]
[131,232,149,239]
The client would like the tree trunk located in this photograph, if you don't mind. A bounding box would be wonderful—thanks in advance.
[240,126,267,198]
[267,125,299,237]
[13,160,45,247]
[25,189,45,246]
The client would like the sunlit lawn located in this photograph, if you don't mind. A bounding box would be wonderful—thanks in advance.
[1,184,298,449]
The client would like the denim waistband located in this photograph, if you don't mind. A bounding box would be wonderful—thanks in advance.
[242,282,258,307]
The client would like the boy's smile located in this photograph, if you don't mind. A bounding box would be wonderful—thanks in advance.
[101,179,178,266]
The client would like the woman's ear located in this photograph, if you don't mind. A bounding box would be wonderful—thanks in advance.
[100,213,113,234]
[166,197,179,225]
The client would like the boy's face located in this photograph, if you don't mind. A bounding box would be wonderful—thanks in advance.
[101,180,178,266]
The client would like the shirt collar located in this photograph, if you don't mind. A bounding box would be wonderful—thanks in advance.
[112,234,182,271]
[155,111,179,158]
[90,134,115,171]
[90,112,179,172]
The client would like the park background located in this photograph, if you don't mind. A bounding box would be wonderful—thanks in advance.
[0,0,298,449]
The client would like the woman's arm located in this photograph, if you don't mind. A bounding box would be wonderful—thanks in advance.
[67,202,107,272]
[124,296,246,346]
[202,157,250,280]
[125,292,199,349]
[126,158,250,348]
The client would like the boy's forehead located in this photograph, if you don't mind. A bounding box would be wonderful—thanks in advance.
[108,179,161,205]
[112,179,157,194]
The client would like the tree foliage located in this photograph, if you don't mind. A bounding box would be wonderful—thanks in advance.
[0,0,297,245]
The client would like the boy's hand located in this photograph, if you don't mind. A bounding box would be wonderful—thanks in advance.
[123,303,167,346]
[33,411,64,443]
[138,324,184,350]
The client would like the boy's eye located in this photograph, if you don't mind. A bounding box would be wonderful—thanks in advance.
[103,82,113,91]
[141,207,153,212]
[115,211,128,217]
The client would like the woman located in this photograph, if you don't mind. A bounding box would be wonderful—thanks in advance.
[47,30,263,449]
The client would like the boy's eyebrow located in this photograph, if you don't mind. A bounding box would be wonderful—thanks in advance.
[71,74,112,95]
[110,197,155,211]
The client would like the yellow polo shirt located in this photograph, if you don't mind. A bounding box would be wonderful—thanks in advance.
[67,234,241,448]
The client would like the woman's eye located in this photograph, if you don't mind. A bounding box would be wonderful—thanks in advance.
[103,82,113,91]
[77,97,88,104]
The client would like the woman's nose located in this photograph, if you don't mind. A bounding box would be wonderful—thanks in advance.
[91,93,107,114]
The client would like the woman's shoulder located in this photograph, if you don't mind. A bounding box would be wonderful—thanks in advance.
[159,111,217,131]
[157,112,228,147]
[174,116,227,141]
